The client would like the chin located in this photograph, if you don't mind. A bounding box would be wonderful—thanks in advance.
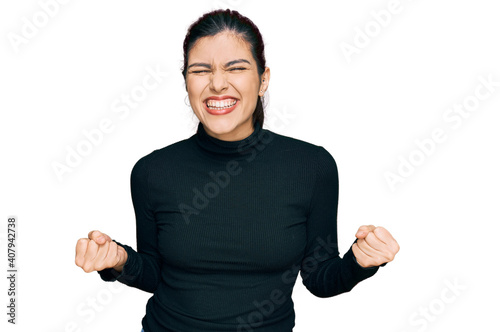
[203,118,238,135]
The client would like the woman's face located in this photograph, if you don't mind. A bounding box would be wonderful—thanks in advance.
[186,31,270,141]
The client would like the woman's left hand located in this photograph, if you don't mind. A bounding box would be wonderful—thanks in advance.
[352,225,400,268]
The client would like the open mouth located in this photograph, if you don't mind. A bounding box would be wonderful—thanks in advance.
[205,98,237,110]
[203,97,239,115]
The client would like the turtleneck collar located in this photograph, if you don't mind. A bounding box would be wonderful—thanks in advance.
[194,121,265,160]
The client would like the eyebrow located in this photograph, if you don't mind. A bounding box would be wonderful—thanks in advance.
[187,58,251,70]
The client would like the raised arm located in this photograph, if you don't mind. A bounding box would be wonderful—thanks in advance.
[94,154,162,293]
[300,147,380,298]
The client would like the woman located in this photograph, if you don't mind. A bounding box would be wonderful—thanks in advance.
[75,9,399,332]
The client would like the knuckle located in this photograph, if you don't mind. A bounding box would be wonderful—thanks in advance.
[374,227,384,236]
[111,256,120,268]
[82,264,93,273]
[375,256,385,266]
[76,238,88,247]
[395,242,400,252]
[75,257,81,267]
[110,255,120,268]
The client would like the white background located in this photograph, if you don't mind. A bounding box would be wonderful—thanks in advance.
[1,0,499,331]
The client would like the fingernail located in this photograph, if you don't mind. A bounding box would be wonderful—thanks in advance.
[97,236,104,242]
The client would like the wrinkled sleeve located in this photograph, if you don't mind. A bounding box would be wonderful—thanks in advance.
[97,154,162,293]
[300,146,379,298]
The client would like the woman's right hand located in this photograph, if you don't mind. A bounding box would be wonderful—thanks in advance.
[75,230,128,273]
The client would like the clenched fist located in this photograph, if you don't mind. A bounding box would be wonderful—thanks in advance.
[352,225,399,268]
[75,230,128,273]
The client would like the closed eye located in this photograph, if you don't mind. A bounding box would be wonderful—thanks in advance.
[189,67,247,74]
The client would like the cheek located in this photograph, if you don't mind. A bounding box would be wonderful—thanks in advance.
[186,77,207,97]
[186,76,209,93]
[233,76,260,97]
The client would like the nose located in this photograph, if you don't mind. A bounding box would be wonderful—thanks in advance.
[209,69,228,93]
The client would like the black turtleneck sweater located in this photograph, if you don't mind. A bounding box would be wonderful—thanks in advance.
[98,121,380,332]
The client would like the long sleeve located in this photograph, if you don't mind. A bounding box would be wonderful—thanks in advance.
[300,146,379,298]
[96,123,388,330]
[97,154,162,293]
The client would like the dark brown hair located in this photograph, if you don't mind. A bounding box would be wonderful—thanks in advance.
[181,9,267,128]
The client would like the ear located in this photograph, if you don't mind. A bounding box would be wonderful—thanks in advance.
[259,67,271,96]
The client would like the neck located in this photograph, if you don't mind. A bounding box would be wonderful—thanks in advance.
[202,121,255,142]
[194,120,269,160]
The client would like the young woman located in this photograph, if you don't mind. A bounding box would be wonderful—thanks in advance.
[75,9,399,332]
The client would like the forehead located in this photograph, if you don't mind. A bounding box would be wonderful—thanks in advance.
[188,31,254,65]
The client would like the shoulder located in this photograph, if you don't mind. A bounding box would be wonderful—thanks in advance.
[267,129,337,166]
[131,136,195,176]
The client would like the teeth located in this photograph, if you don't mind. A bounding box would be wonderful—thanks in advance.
[206,99,237,109]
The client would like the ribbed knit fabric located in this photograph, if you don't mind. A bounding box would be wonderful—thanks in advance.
[98,121,380,331]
